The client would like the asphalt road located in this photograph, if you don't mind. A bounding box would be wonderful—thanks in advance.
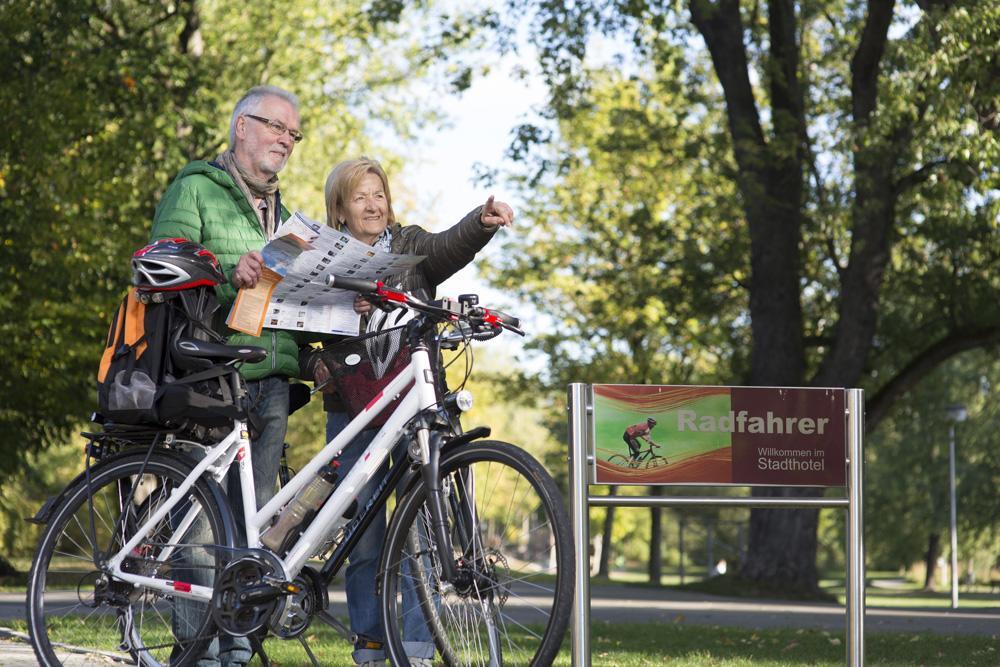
[3,583,997,665]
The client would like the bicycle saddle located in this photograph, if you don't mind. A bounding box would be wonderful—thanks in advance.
[172,337,267,370]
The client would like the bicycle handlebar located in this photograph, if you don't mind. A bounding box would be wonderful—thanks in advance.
[324,275,379,294]
[324,274,525,337]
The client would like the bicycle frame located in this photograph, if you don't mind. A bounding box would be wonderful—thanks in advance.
[634,445,657,461]
[102,338,442,604]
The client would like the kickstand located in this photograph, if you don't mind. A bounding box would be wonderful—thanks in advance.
[316,609,357,644]
[298,634,322,667]
[248,632,271,667]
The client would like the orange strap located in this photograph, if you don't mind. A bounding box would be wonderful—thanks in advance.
[122,289,149,359]
[96,289,148,382]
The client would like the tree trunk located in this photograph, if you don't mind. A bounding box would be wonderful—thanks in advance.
[923,532,941,591]
[648,486,663,584]
[739,488,822,594]
[691,0,817,595]
[598,487,617,578]
[0,553,17,577]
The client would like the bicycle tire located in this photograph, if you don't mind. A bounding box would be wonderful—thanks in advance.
[27,449,231,667]
[607,454,631,468]
[380,440,574,666]
[645,455,668,469]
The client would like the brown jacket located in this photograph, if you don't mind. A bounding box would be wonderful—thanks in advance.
[302,205,496,411]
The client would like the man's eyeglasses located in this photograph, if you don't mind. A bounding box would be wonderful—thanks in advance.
[244,114,304,143]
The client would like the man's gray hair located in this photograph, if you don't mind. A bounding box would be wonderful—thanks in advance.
[229,85,300,146]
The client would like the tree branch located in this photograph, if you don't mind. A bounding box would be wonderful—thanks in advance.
[691,0,806,386]
[866,325,1000,430]
[814,0,897,388]
[850,0,896,123]
[689,0,766,166]
[767,0,803,129]
[177,0,201,55]
[894,158,950,194]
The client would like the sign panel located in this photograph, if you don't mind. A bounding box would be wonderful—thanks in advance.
[592,384,846,486]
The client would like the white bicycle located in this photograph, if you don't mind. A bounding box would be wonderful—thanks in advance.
[26,276,574,666]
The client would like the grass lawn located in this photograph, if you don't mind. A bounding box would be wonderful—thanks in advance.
[7,618,998,666]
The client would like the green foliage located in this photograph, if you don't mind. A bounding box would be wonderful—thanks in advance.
[0,435,90,564]
[865,351,999,572]
[0,0,488,482]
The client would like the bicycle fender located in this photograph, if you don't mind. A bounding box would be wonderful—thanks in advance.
[27,496,61,526]
[28,450,165,525]
[443,426,491,451]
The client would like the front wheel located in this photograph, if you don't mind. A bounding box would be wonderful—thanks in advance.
[380,440,574,666]
[646,455,668,469]
[26,450,231,666]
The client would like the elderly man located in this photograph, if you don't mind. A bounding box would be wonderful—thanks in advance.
[151,84,304,666]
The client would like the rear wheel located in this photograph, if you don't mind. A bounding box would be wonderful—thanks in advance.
[26,450,230,666]
[608,454,631,468]
[381,440,574,666]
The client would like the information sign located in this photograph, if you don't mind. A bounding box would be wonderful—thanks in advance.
[592,384,846,486]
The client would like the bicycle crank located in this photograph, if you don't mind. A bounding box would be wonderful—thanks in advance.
[210,552,290,636]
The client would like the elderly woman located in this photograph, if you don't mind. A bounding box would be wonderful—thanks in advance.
[303,156,512,667]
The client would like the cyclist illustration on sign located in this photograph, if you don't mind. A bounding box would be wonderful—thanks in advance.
[609,417,669,469]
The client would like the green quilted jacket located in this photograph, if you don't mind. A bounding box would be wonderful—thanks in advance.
[150,160,306,380]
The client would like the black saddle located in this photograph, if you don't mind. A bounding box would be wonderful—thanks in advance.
[172,337,267,371]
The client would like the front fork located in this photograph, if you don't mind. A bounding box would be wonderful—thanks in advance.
[416,427,461,583]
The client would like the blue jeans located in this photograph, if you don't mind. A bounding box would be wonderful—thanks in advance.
[174,376,289,666]
[327,412,434,664]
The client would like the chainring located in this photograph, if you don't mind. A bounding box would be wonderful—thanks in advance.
[210,553,285,636]
[269,565,327,639]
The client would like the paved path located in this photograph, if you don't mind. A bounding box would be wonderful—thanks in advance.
[582,582,1000,635]
[3,584,997,665]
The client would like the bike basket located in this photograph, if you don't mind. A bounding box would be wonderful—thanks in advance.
[320,326,412,427]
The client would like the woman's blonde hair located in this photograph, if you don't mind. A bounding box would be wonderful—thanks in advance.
[324,157,396,230]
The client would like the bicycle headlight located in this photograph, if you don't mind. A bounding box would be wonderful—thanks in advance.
[444,390,474,412]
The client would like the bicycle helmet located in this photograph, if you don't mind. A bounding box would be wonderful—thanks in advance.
[364,305,415,380]
[132,238,226,292]
[647,417,657,427]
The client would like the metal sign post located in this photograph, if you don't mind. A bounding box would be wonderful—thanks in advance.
[568,384,865,666]
[568,383,591,667]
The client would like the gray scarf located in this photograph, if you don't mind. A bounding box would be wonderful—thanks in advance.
[372,227,393,253]
[216,149,279,239]
[338,222,393,252]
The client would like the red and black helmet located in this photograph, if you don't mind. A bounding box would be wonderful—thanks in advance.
[132,238,226,292]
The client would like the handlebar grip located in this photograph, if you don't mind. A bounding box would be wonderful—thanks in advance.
[491,309,520,329]
[325,275,378,293]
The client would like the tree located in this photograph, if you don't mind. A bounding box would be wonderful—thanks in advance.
[865,351,999,588]
[0,0,485,482]
[493,0,999,594]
